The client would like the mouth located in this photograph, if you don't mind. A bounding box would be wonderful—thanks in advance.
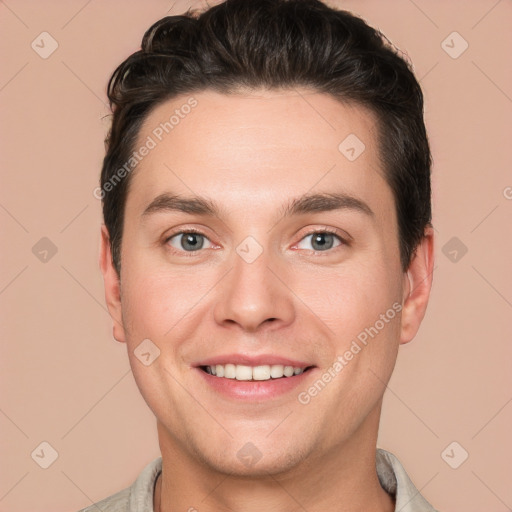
[199,364,315,381]
[194,356,317,401]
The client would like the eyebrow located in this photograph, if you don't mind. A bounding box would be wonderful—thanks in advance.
[141,191,374,221]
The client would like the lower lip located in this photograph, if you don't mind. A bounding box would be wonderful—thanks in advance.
[195,367,315,401]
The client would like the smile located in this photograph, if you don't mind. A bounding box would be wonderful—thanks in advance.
[201,364,311,381]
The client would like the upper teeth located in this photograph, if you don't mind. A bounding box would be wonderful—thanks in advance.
[204,364,306,381]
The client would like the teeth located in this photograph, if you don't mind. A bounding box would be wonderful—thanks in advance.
[204,364,306,381]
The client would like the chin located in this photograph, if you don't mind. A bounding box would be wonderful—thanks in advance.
[192,437,312,478]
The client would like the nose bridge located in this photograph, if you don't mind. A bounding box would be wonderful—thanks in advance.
[212,234,295,332]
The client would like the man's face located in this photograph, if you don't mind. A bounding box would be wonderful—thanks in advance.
[105,89,415,476]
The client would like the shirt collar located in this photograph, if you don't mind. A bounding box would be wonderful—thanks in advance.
[376,448,438,511]
[128,449,438,512]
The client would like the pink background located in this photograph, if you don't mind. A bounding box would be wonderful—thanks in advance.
[1,1,511,510]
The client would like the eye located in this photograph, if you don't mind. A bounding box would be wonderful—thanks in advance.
[164,228,347,256]
[295,230,345,252]
[166,230,213,253]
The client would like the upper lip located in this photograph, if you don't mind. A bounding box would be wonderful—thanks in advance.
[195,354,315,368]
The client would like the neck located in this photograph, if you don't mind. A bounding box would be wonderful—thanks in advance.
[153,407,395,512]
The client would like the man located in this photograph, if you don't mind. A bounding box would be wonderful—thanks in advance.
[82,0,437,510]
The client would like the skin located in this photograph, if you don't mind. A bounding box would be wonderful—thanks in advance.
[99,88,434,512]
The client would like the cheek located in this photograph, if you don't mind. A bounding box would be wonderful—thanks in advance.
[301,258,401,337]
[120,260,204,341]
[295,266,401,436]
[119,270,189,419]
[303,260,402,395]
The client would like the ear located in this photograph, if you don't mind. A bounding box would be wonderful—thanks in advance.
[99,224,126,343]
[399,226,435,345]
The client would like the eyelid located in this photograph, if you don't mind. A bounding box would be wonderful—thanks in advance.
[164,227,207,242]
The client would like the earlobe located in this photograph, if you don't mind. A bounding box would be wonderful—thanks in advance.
[99,224,126,343]
[399,226,435,345]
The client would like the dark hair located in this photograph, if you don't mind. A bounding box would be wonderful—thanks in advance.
[101,0,432,276]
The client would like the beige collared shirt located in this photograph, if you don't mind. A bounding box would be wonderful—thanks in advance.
[77,448,439,511]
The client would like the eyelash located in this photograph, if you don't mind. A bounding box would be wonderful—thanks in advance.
[163,227,349,257]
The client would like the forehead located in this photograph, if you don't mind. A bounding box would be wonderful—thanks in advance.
[127,88,391,217]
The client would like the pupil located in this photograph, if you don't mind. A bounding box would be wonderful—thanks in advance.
[183,233,202,251]
[313,233,333,250]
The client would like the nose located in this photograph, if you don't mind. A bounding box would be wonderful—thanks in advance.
[213,245,295,333]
